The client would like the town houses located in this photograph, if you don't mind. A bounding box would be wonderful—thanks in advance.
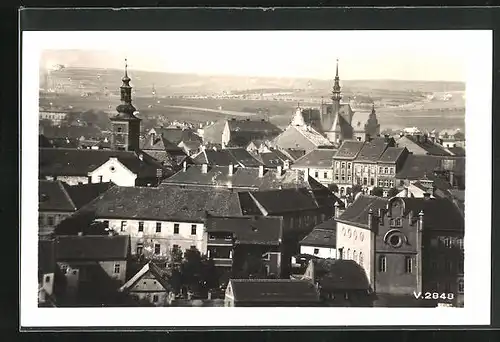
[38,59,466,308]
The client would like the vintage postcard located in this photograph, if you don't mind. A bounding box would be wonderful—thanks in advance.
[21,29,492,328]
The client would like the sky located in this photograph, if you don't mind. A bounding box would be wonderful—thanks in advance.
[37,30,472,81]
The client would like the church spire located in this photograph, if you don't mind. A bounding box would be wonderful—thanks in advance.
[331,58,342,103]
[115,58,138,118]
[291,102,305,127]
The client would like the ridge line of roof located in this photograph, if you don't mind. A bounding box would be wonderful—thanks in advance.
[58,181,77,211]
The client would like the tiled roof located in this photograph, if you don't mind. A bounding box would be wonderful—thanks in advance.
[398,197,464,232]
[205,215,283,245]
[400,135,453,156]
[334,141,365,159]
[448,146,466,157]
[41,125,103,140]
[337,195,388,229]
[249,188,319,214]
[355,138,390,163]
[292,148,338,169]
[201,120,227,144]
[139,135,179,151]
[237,192,264,216]
[39,180,76,212]
[257,150,290,168]
[280,148,307,161]
[62,182,115,209]
[161,165,310,191]
[313,217,337,230]
[226,148,263,167]
[229,279,320,303]
[154,127,202,146]
[378,147,407,163]
[192,149,263,167]
[119,262,170,293]
[295,125,333,147]
[228,119,282,134]
[55,235,129,261]
[396,155,465,180]
[311,259,370,291]
[79,186,243,222]
[300,228,336,248]
[39,148,171,178]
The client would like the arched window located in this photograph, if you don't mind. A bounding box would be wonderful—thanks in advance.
[347,248,351,260]
[353,250,358,263]
[359,252,364,266]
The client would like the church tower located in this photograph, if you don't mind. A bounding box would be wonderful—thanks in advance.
[110,59,141,151]
[331,58,342,114]
[364,104,381,139]
[291,103,306,127]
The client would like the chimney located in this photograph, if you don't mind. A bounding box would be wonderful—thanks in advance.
[182,160,187,172]
[449,171,455,187]
[202,163,208,174]
[228,163,234,176]
[258,165,264,178]
[277,165,283,176]
[338,247,344,260]
[418,210,424,231]
[403,187,409,198]
[150,133,156,146]
[367,207,373,228]
[334,202,340,218]
[138,153,144,161]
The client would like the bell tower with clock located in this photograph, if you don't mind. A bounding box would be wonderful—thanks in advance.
[110,59,141,152]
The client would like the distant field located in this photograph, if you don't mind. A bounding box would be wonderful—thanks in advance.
[39,94,465,131]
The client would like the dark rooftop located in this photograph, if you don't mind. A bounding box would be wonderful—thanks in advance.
[205,215,283,245]
[401,135,453,156]
[396,154,465,180]
[448,146,466,157]
[334,141,365,159]
[300,228,336,248]
[78,186,244,222]
[39,239,57,279]
[39,180,76,212]
[292,148,338,168]
[378,147,407,164]
[55,235,129,261]
[192,149,262,167]
[62,182,115,209]
[229,279,320,304]
[280,148,307,161]
[249,188,319,214]
[337,195,389,229]
[354,138,390,163]
[41,125,103,140]
[310,259,371,291]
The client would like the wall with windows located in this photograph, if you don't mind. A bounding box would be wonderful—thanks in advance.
[300,245,337,259]
[333,160,353,196]
[353,162,378,190]
[376,163,396,190]
[39,211,73,236]
[127,273,169,306]
[303,168,334,186]
[98,218,206,257]
[336,222,373,284]
[57,260,127,285]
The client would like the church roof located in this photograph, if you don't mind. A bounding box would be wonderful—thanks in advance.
[334,141,365,160]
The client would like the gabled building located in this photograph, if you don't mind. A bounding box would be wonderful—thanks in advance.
[191,148,263,168]
[224,279,320,307]
[302,258,375,307]
[118,262,172,307]
[204,215,284,277]
[396,134,454,157]
[299,218,337,259]
[352,137,395,194]
[336,195,464,307]
[222,118,282,148]
[38,180,114,237]
[253,149,292,169]
[291,147,338,186]
[376,147,410,196]
[54,234,130,306]
[333,140,365,197]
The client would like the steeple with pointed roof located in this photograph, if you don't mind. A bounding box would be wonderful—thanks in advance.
[291,103,306,126]
[331,59,342,103]
[114,59,139,121]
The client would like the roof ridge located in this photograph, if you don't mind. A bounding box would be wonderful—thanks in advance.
[58,181,77,211]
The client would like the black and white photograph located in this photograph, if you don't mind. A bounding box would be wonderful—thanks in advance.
[21,27,492,328]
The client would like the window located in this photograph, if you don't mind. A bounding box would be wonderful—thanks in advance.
[378,180,384,187]
[335,175,339,181]
[347,175,352,182]
[405,256,413,273]
[379,167,383,174]
[370,178,375,186]
[353,250,358,262]
[174,224,180,234]
[347,163,351,170]
[385,180,389,187]
[156,222,162,233]
[114,263,120,274]
[443,237,452,248]
[191,225,197,235]
[153,295,159,303]
[120,221,127,232]
[347,248,351,259]
[389,180,394,188]
[314,248,319,255]
[314,171,319,178]
[45,275,51,283]
[47,216,55,226]
[378,255,387,272]
[395,218,402,227]
[323,172,328,179]
[458,279,464,293]
[103,220,109,228]
[98,175,103,183]
[72,270,77,275]
[190,245,196,250]
[457,237,464,249]
[359,252,363,266]
[138,221,144,232]
[136,244,143,255]
[154,244,161,255]
[363,178,367,185]
[61,265,68,274]
[390,167,395,174]
[458,259,464,274]
[117,127,122,133]
[38,215,44,226]
[341,175,345,182]
[384,167,388,174]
